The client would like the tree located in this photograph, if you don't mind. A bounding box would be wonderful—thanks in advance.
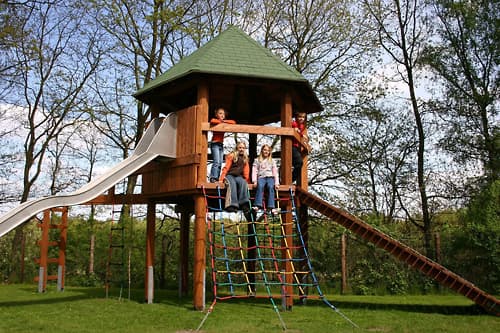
[253,0,377,192]
[363,0,436,258]
[0,1,29,101]
[1,1,102,282]
[343,100,416,221]
[450,179,500,293]
[89,0,200,207]
[422,0,499,182]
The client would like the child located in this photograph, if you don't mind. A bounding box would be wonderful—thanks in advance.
[219,142,251,214]
[291,112,309,183]
[209,107,236,183]
[252,144,280,214]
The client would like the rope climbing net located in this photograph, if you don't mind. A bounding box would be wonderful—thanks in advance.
[198,186,357,331]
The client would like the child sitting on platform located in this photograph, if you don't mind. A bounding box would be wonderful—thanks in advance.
[252,144,280,214]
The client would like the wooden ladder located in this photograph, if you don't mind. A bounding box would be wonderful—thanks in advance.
[105,205,125,299]
[34,207,68,292]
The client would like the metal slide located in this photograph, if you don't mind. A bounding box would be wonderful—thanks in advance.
[0,114,177,239]
[295,188,500,316]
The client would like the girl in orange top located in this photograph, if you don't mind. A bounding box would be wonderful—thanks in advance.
[209,107,236,182]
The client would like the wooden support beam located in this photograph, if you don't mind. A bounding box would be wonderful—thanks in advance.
[281,92,294,309]
[341,233,347,294]
[57,207,68,291]
[37,210,50,293]
[193,82,209,310]
[193,195,206,310]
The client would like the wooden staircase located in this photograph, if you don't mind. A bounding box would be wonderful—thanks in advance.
[295,188,500,316]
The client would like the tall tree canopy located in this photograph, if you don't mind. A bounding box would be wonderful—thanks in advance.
[422,0,499,183]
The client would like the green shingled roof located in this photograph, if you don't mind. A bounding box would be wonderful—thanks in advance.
[134,26,307,97]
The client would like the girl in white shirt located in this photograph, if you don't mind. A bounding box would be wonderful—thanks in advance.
[252,144,280,214]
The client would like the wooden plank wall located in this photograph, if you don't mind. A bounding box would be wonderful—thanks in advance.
[142,105,202,194]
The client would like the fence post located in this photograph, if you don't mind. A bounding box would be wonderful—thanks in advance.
[341,233,347,294]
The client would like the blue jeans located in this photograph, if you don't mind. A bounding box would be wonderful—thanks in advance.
[254,177,276,209]
[209,142,223,180]
[225,174,250,209]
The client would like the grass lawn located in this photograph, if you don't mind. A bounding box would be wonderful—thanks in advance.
[0,284,498,332]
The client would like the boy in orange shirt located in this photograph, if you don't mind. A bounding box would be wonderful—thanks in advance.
[209,107,236,182]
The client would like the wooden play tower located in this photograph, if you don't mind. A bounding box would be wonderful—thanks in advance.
[13,26,498,315]
[120,26,319,309]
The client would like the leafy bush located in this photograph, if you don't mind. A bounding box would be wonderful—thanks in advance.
[443,180,500,294]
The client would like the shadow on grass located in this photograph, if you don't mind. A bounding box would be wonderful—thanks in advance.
[0,285,193,309]
[292,297,487,316]
[0,286,488,316]
[202,292,489,316]
[0,286,105,307]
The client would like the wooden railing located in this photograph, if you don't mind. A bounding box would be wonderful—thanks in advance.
[201,122,311,153]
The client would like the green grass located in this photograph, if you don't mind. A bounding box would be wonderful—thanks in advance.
[0,284,498,332]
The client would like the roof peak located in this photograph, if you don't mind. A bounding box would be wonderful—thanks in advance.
[135,26,306,97]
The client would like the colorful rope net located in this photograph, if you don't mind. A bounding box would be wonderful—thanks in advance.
[198,186,357,330]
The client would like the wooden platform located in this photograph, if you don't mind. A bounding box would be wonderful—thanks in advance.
[85,182,296,205]
[196,182,296,192]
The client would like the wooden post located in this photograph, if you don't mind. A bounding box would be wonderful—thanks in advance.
[38,210,50,293]
[145,202,156,303]
[247,133,257,292]
[57,207,68,291]
[299,154,308,187]
[280,92,293,185]
[341,233,347,294]
[197,83,209,184]
[193,197,206,310]
[193,82,209,310]
[280,92,294,309]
